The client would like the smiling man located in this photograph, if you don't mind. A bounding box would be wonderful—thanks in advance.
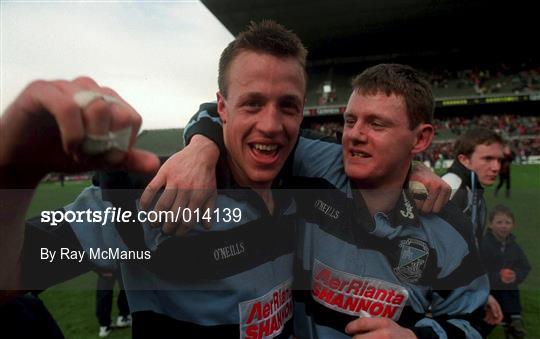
[290,64,488,339]
[1,20,308,339]
[216,48,304,193]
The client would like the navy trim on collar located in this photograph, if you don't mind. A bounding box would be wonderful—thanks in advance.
[447,160,484,190]
[349,170,421,233]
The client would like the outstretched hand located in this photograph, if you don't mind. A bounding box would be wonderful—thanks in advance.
[0,77,160,187]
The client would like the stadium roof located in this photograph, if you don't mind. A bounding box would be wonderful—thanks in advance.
[202,0,535,63]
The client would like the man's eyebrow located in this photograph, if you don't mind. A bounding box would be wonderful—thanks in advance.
[279,94,303,103]
[241,92,264,98]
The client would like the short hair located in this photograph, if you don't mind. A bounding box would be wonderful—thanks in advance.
[489,204,515,223]
[218,20,308,98]
[453,128,504,158]
[351,64,434,129]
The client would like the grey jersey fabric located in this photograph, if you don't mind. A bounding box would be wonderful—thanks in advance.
[291,137,489,339]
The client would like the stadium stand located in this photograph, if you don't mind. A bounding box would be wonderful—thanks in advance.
[134,128,184,156]
[305,62,540,108]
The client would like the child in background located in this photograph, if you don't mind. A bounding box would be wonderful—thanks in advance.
[480,205,531,338]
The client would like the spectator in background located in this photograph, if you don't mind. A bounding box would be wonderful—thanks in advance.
[480,205,531,339]
[442,128,504,241]
[495,144,515,198]
[96,269,131,337]
[441,128,505,336]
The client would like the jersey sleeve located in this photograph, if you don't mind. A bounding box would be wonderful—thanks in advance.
[419,205,489,338]
[182,102,224,152]
[292,136,348,189]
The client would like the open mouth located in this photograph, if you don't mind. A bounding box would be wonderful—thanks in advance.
[249,143,281,162]
[350,150,371,158]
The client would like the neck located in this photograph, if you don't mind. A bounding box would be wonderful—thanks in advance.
[353,170,408,216]
[227,157,274,214]
[493,232,509,242]
[359,188,401,217]
[254,188,274,215]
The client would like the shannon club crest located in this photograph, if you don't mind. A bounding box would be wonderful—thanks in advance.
[393,238,429,283]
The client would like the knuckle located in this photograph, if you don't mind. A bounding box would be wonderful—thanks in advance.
[147,179,164,191]
[26,79,49,92]
[100,86,119,97]
[110,106,132,130]
[54,99,81,118]
[84,101,111,120]
[131,112,142,127]
[72,76,98,87]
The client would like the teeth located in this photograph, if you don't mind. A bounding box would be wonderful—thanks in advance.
[352,151,369,157]
[253,144,278,151]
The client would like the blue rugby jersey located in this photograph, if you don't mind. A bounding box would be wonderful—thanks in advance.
[23,161,297,339]
[182,102,490,338]
[291,137,489,339]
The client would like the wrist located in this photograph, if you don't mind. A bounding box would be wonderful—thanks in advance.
[191,135,220,165]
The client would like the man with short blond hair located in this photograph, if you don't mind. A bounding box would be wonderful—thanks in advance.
[2,20,308,339]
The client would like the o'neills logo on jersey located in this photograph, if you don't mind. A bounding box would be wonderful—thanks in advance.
[239,279,293,339]
[312,260,408,320]
[213,242,245,261]
[314,199,340,220]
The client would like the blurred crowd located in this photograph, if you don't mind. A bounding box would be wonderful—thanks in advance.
[429,62,540,96]
[433,114,539,138]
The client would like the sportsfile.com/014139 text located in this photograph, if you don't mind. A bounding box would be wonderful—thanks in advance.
[40,207,243,226]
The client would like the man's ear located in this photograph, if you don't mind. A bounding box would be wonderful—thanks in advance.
[216,91,227,123]
[457,154,471,169]
[411,123,434,155]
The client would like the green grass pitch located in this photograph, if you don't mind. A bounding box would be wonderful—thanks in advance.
[26,165,539,338]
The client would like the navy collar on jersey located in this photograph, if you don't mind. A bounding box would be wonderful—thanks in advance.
[215,154,295,218]
[447,159,484,190]
[349,174,421,237]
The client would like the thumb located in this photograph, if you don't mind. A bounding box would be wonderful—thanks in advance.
[121,149,160,174]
